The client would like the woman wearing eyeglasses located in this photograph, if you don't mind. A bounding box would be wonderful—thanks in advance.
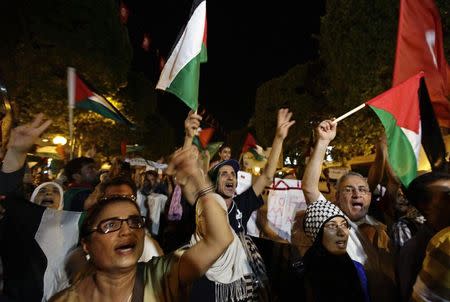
[296,200,370,302]
[49,147,234,302]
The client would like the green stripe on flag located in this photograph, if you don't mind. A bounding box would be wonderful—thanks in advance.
[370,107,417,186]
[166,44,207,110]
[76,100,124,124]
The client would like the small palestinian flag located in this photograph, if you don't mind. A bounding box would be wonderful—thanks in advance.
[367,72,446,187]
[67,67,133,126]
[156,0,207,110]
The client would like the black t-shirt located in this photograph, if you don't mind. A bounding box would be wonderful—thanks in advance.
[0,198,47,302]
[190,187,264,301]
[228,187,264,234]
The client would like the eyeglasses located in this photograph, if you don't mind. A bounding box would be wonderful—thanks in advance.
[323,221,351,232]
[88,215,146,235]
[341,186,370,195]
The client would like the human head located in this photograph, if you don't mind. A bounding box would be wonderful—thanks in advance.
[80,196,145,272]
[209,159,240,199]
[303,200,349,255]
[109,157,132,179]
[30,182,64,210]
[406,171,450,231]
[143,170,158,188]
[65,157,98,185]
[101,176,137,197]
[335,172,371,222]
[218,145,232,161]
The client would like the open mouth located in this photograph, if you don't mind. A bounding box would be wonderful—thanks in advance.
[225,182,234,189]
[40,198,54,207]
[336,240,347,248]
[351,202,363,211]
[115,241,137,254]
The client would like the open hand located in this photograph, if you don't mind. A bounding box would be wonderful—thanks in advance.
[8,113,52,153]
[275,108,296,140]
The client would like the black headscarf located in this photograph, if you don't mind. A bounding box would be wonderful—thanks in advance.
[301,226,367,302]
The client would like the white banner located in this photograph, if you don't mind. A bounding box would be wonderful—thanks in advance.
[246,177,307,243]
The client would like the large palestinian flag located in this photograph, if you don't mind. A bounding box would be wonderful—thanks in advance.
[67,67,133,126]
[367,72,446,187]
[156,0,207,110]
[1,197,82,301]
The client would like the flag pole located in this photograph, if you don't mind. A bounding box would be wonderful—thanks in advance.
[334,103,366,123]
[67,67,76,160]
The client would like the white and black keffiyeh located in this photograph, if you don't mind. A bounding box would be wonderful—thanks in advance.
[303,200,347,241]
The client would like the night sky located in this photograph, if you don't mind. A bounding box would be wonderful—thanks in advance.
[125,0,325,136]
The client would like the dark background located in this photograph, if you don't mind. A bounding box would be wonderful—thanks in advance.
[125,0,326,134]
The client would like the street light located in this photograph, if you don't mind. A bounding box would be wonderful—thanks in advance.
[53,135,67,145]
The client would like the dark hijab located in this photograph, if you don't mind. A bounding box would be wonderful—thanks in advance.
[301,227,367,302]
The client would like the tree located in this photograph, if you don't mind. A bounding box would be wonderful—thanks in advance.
[0,0,135,155]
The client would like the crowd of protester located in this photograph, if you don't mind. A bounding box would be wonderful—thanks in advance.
[0,110,449,302]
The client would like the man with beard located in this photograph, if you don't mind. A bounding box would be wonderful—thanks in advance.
[301,119,397,302]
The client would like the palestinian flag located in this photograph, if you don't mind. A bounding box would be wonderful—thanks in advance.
[192,128,223,158]
[367,72,446,187]
[1,197,82,301]
[156,0,207,110]
[241,133,265,161]
[67,67,133,126]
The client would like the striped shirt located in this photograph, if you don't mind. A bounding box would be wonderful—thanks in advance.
[412,227,450,301]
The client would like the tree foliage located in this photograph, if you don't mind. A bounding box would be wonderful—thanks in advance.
[0,0,176,158]
[254,0,450,165]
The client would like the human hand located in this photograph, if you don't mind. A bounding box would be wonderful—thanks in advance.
[275,108,296,140]
[166,147,206,191]
[8,113,52,154]
[184,111,202,139]
[315,119,337,143]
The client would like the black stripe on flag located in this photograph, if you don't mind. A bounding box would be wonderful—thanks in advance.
[418,78,447,171]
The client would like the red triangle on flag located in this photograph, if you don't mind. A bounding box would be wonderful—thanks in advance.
[75,75,95,103]
[367,73,422,134]
[241,133,257,154]
[198,128,214,149]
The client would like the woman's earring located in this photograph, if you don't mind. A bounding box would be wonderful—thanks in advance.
[85,253,91,261]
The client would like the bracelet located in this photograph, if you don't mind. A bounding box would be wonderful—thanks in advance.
[195,185,216,203]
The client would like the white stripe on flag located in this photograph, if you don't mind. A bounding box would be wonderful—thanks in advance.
[35,208,82,301]
[89,93,118,112]
[401,125,421,164]
[156,1,206,90]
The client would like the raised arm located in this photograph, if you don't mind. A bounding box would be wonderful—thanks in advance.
[0,114,51,195]
[252,108,295,196]
[301,120,336,204]
[182,110,202,150]
[166,147,233,285]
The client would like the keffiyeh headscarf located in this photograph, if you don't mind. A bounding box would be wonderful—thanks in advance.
[303,200,347,242]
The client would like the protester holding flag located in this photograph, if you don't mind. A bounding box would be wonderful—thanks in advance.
[50,147,233,302]
[302,120,397,302]
[188,108,294,302]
